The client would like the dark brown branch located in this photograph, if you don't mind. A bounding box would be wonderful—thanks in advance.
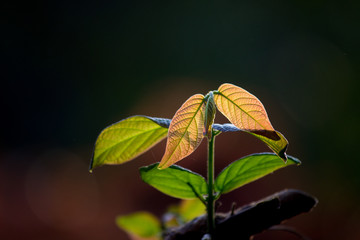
[163,189,318,240]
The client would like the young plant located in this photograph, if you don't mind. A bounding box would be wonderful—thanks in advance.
[90,83,301,239]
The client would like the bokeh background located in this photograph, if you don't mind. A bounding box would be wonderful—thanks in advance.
[2,1,360,239]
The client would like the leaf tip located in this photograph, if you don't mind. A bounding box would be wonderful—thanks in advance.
[89,156,95,173]
[288,155,301,165]
[278,143,288,162]
[157,163,167,170]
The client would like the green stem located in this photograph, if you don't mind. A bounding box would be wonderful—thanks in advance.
[207,130,216,237]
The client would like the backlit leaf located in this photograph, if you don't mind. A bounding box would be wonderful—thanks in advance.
[90,116,168,171]
[140,163,208,199]
[215,153,301,194]
[116,212,161,239]
[214,83,289,160]
[158,94,206,169]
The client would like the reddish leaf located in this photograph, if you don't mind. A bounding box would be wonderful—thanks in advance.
[158,94,206,169]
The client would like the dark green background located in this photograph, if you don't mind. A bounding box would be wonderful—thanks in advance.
[3,1,360,239]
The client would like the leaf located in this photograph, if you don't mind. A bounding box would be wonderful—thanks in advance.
[215,153,301,194]
[164,198,206,228]
[90,115,168,171]
[214,83,289,160]
[158,94,206,169]
[178,198,206,222]
[140,163,208,199]
[116,212,161,239]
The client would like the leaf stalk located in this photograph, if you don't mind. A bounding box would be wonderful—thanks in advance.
[207,129,216,237]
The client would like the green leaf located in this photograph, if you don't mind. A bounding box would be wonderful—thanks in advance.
[90,115,168,171]
[214,83,289,161]
[140,163,208,199]
[116,212,161,239]
[164,198,206,228]
[215,153,301,194]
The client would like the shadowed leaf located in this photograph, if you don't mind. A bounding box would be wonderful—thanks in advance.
[214,83,288,160]
[140,163,208,199]
[116,212,161,239]
[215,153,301,194]
[178,199,206,222]
[158,94,206,169]
[90,116,168,171]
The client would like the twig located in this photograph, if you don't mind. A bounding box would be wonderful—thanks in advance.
[163,189,318,240]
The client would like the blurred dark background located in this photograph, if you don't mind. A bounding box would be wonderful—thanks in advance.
[2,1,360,239]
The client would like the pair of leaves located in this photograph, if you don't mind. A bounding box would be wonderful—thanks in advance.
[140,153,300,200]
[90,83,288,171]
[158,83,288,169]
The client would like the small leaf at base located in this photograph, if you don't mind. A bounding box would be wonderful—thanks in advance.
[116,212,161,239]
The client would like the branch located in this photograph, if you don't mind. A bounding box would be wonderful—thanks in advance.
[163,189,318,240]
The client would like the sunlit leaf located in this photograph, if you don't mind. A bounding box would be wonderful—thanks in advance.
[116,212,161,239]
[140,163,208,199]
[214,83,289,160]
[215,153,301,194]
[90,116,168,171]
[203,92,216,138]
[158,94,206,169]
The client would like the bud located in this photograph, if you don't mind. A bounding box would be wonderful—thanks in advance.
[203,91,216,138]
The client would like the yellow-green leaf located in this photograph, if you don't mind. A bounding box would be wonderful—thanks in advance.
[158,94,206,169]
[116,212,161,239]
[214,83,288,160]
[90,116,168,171]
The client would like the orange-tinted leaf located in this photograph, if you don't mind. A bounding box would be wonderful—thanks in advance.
[158,94,206,169]
[214,83,288,160]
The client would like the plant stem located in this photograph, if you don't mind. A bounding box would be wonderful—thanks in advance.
[207,130,216,237]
